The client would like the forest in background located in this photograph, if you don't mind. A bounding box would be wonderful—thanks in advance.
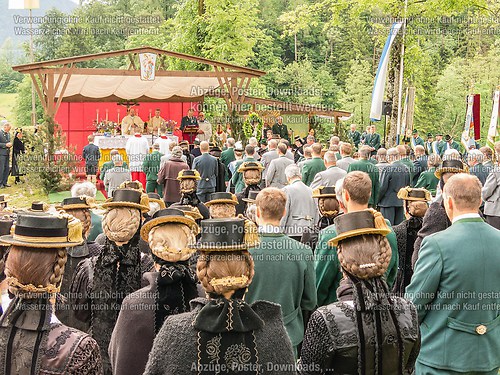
[2,0,500,143]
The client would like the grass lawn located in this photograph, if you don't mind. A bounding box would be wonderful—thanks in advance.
[0,93,18,124]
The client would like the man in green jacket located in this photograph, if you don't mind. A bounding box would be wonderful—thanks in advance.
[246,187,317,357]
[100,149,128,181]
[220,137,236,181]
[315,171,398,307]
[301,143,325,186]
[142,143,163,195]
[230,145,259,193]
[415,153,441,195]
[406,174,500,375]
[398,144,416,184]
[347,146,380,207]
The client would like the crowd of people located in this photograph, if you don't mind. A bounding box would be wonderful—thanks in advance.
[0,121,499,375]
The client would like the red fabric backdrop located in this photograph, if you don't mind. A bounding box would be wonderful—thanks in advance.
[55,101,200,155]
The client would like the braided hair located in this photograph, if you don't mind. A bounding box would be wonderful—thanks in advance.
[337,235,391,280]
[337,234,405,374]
[103,207,141,243]
[5,246,67,298]
[197,251,254,296]
[65,208,92,238]
[243,170,261,186]
[318,197,339,218]
[209,203,236,219]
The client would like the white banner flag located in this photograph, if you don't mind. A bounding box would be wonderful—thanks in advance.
[487,90,500,149]
[139,53,157,81]
[370,22,403,121]
[8,0,39,9]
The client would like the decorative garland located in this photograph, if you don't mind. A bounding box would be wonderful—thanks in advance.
[242,112,263,140]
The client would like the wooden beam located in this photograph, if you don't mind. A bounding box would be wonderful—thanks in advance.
[27,67,257,78]
[54,65,74,115]
[12,46,266,77]
[128,54,137,70]
[56,94,205,103]
[29,73,48,115]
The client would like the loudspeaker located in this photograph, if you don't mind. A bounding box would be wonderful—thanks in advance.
[382,101,392,115]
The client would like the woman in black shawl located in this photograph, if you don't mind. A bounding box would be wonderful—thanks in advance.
[0,212,102,374]
[392,187,430,296]
[300,209,420,374]
[109,208,200,375]
[71,189,153,375]
[143,218,296,375]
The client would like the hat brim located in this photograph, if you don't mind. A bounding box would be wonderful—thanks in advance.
[177,176,201,180]
[191,243,250,251]
[205,199,238,207]
[140,215,199,242]
[0,234,82,248]
[101,200,150,213]
[238,166,264,172]
[242,198,256,203]
[57,203,95,210]
[434,167,468,179]
[148,198,166,209]
[312,193,337,199]
[328,228,391,247]
[183,211,203,221]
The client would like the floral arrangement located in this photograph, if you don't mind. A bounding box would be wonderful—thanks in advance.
[242,112,263,140]
[95,120,119,134]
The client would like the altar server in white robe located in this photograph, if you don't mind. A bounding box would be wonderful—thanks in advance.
[197,112,212,142]
[154,128,173,156]
[125,126,149,187]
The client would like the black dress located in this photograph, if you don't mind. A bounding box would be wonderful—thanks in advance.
[11,136,25,178]
[392,216,423,296]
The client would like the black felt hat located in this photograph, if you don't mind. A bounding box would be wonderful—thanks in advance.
[0,219,13,247]
[242,190,260,203]
[205,192,238,207]
[329,210,391,247]
[147,192,166,209]
[434,159,469,179]
[237,161,264,172]
[101,188,150,212]
[140,208,198,242]
[397,187,431,202]
[312,186,336,198]
[194,218,258,251]
[0,212,83,248]
[57,196,96,210]
[177,169,201,180]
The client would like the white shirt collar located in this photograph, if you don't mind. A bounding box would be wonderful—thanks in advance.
[452,213,481,224]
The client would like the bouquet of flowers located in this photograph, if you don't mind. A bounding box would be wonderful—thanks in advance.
[95,120,119,135]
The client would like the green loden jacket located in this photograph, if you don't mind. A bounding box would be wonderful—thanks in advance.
[220,147,235,181]
[406,217,500,373]
[414,167,439,195]
[315,218,399,307]
[347,159,380,206]
[301,157,326,186]
[246,232,317,347]
[142,150,163,181]
[230,157,258,193]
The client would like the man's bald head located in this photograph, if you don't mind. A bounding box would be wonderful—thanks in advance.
[443,174,482,216]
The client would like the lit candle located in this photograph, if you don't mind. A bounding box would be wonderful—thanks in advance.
[105,109,108,121]
[96,109,99,122]
[117,109,120,124]
[149,109,152,121]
